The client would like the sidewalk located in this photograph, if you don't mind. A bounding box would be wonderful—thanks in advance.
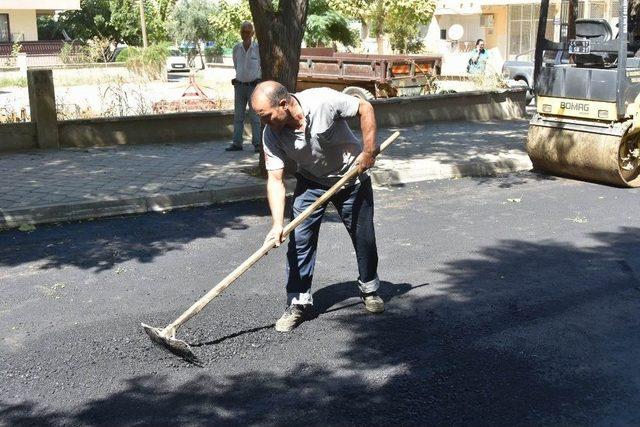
[0,119,532,229]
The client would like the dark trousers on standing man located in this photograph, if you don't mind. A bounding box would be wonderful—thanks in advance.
[232,82,261,149]
[286,174,380,305]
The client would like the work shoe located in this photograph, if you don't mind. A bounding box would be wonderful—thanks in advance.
[361,291,384,313]
[275,304,311,332]
[225,145,243,151]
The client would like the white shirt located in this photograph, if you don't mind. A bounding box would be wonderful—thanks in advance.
[232,41,261,83]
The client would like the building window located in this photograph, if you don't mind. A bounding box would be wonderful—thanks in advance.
[560,1,586,19]
[590,1,606,18]
[0,14,9,42]
[508,4,541,57]
[440,29,447,39]
[611,0,620,17]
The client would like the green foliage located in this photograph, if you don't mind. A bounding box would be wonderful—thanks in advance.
[208,0,252,49]
[327,0,435,52]
[10,42,22,57]
[58,38,113,63]
[115,46,133,62]
[388,25,424,53]
[57,0,118,42]
[305,0,357,47]
[57,0,174,46]
[169,0,216,45]
[0,77,27,88]
[37,16,64,40]
[141,0,177,43]
[204,46,223,63]
[110,0,171,45]
[204,45,224,62]
[109,0,143,45]
[59,42,81,63]
[385,0,432,53]
[155,0,177,22]
[123,44,170,79]
[168,0,215,68]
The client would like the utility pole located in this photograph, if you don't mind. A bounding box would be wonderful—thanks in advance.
[139,0,148,48]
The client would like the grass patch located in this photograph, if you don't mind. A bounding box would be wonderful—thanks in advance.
[53,74,127,87]
[0,77,27,88]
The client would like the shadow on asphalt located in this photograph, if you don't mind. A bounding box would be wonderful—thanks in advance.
[380,121,541,184]
[372,120,561,189]
[464,170,559,188]
[2,229,640,424]
[0,199,271,272]
[191,281,428,347]
[0,197,349,272]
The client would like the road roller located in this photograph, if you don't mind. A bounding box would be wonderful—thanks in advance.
[528,0,640,187]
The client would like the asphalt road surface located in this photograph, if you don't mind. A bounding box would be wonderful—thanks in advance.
[1,172,639,425]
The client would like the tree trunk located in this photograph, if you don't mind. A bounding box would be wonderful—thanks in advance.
[376,34,384,54]
[374,0,386,54]
[249,0,309,91]
[249,0,309,177]
[196,42,205,70]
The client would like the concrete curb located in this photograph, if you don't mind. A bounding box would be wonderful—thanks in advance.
[371,156,533,186]
[0,158,533,230]
[0,184,267,230]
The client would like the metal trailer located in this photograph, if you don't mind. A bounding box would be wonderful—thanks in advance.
[297,48,442,99]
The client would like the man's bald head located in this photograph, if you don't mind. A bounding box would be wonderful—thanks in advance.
[252,81,290,109]
[251,81,295,131]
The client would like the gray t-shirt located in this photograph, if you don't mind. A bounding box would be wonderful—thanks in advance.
[263,87,363,186]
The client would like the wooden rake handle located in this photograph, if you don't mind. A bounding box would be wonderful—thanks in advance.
[164,131,400,333]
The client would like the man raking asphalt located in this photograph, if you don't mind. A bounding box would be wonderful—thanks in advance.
[142,130,399,363]
[253,81,386,332]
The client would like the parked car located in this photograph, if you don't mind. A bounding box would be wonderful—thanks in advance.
[502,49,570,104]
[502,51,534,103]
[166,48,190,72]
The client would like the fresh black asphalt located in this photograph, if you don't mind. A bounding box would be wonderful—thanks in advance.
[1,172,639,425]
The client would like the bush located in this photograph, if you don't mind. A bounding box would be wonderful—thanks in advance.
[59,41,109,64]
[123,45,170,80]
[115,47,133,63]
[470,73,509,90]
[11,42,22,57]
[204,45,224,63]
[59,42,87,64]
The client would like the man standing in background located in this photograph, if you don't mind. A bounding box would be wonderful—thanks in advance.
[467,39,490,75]
[226,21,262,152]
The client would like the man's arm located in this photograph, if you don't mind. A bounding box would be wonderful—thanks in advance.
[255,44,262,80]
[231,45,238,84]
[471,50,480,64]
[265,168,286,246]
[356,99,377,173]
[232,44,238,70]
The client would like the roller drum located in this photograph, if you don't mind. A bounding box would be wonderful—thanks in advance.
[527,121,640,187]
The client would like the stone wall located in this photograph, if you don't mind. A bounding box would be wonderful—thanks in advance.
[0,87,527,152]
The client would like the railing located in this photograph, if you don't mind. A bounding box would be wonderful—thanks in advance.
[0,41,69,56]
[26,54,71,67]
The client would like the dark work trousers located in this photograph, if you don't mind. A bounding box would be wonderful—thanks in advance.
[286,173,379,305]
